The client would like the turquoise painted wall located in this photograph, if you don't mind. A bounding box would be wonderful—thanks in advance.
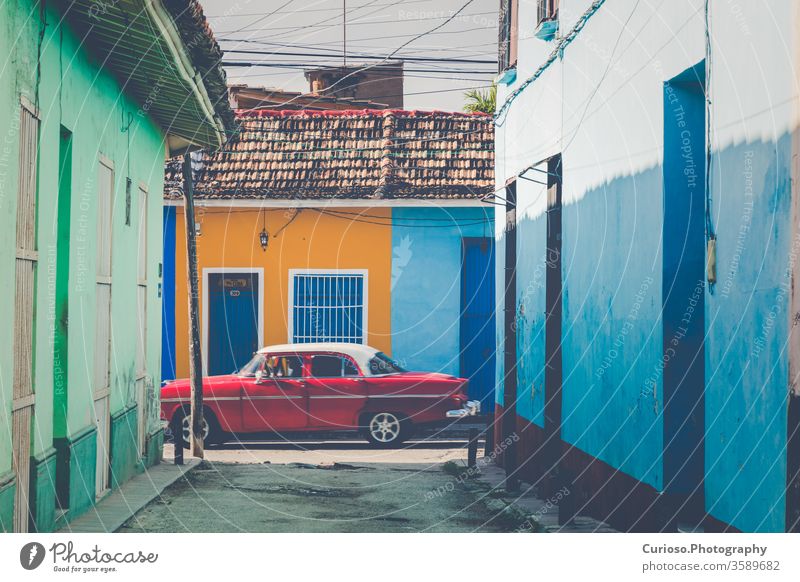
[494,0,798,531]
[704,138,792,532]
[513,181,548,426]
[390,207,493,376]
[560,168,664,490]
[0,0,167,524]
[701,1,796,533]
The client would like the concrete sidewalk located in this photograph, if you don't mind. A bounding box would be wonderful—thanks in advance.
[58,459,200,533]
[465,459,618,533]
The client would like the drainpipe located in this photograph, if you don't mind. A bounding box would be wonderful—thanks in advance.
[182,152,205,459]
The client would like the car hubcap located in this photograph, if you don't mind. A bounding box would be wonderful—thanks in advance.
[369,413,400,443]
[181,415,209,443]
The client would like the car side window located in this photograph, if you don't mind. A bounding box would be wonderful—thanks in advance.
[343,358,360,377]
[264,355,303,378]
[310,355,360,377]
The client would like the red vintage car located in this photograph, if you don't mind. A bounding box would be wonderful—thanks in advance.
[161,343,480,447]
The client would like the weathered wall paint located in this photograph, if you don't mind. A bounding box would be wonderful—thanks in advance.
[495,0,800,531]
[0,476,14,532]
[171,207,393,377]
[110,405,140,490]
[700,1,798,534]
[0,0,168,526]
[513,181,548,426]
[390,207,493,375]
[560,167,663,489]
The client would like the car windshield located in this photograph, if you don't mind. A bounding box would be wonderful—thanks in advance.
[368,352,405,375]
[238,353,265,377]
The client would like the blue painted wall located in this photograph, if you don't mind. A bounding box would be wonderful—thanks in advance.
[514,181,548,426]
[390,207,493,376]
[704,137,792,532]
[161,207,176,382]
[560,167,664,490]
[661,66,706,499]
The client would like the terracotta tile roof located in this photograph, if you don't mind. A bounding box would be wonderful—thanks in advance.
[165,109,493,200]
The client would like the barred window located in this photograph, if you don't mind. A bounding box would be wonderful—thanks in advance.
[498,0,519,72]
[290,271,367,344]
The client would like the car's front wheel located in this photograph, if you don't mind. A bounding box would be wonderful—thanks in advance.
[363,412,410,447]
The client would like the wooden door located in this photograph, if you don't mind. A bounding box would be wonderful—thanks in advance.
[11,99,39,532]
[94,158,114,498]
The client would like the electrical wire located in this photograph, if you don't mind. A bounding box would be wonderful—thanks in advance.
[222,48,496,65]
[225,0,297,35]
[223,61,496,74]
[250,0,481,111]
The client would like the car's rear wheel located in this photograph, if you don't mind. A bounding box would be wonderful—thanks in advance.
[363,412,409,447]
[173,408,223,449]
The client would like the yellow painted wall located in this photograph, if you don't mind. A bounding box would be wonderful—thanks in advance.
[173,206,392,378]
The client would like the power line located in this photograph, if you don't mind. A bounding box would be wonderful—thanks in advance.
[220,0,393,40]
[205,0,430,18]
[222,48,496,65]
[222,61,496,75]
[215,9,495,35]
[225,0,297,35]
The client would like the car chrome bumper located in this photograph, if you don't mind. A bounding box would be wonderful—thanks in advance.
[446,400,481,418]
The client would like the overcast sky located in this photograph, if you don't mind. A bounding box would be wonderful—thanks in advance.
[200,0,498,111]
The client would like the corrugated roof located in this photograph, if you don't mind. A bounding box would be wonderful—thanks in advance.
[165,109,494,200]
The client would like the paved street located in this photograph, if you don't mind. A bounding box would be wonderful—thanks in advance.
[119,439,530,533]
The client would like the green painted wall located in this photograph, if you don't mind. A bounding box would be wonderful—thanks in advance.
[0,1,167,528]
[144,429,165,469]
[110,405,140,490]
[0,474,14,532]
[66,427,97,521]
[30,449,58,532]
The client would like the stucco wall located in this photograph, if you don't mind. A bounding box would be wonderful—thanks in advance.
[390,206,493,376]
[703,0,798,533]
[171,206,393,378]
[494,0,798,530]
[0,1,166,471]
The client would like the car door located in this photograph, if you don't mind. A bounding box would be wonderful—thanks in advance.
[305,353,366,429]
[242,354,307,432]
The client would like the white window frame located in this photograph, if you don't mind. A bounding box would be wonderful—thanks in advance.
[201,267,264,375]
[287,269,369,345]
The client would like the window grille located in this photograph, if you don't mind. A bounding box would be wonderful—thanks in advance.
[291,272,366,344]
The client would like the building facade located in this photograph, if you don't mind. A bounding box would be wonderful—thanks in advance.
[494,0,800,532]
[0,0,232,532]
[162,109,497,405]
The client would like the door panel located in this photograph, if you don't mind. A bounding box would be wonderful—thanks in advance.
[460,237,496,406]
[242,378,307,431]
[94,395,110,497]
[306,354,367,429]
[207,272,260,376]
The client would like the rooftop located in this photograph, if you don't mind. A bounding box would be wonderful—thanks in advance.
[58,0,234,151]
[165,108,494,200]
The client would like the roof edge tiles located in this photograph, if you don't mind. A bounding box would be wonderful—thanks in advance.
[165,108,494,200]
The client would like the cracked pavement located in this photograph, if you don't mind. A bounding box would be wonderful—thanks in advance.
[118,439,528,533]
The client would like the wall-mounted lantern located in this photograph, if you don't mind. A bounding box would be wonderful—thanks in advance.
[259,228,269,251]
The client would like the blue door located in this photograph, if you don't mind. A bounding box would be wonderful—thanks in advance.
[207,272,260,376]
[460,238,496,406]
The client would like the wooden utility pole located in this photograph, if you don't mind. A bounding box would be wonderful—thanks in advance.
[182,152,204,459]
[343,0,347,67]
